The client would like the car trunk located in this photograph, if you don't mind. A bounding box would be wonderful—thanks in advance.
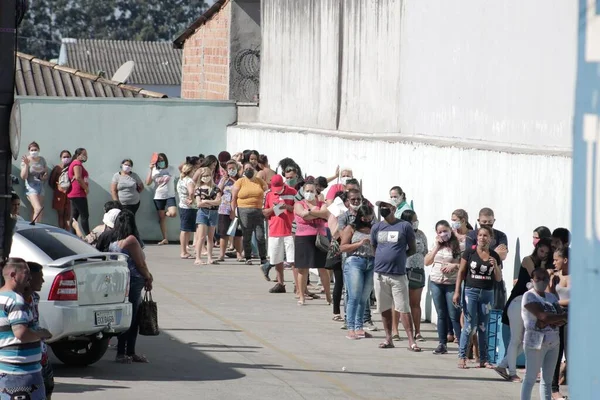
[74,260,129,306]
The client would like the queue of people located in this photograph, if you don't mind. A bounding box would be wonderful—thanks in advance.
[15,145,570,399]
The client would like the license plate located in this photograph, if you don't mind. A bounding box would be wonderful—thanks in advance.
[95,310,116,326]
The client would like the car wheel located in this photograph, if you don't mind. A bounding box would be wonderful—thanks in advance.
[50,337,110,366]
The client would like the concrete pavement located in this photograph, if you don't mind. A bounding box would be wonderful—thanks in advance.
[50,244,557,399]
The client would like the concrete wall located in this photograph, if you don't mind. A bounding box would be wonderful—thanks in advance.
[259,0,576,152]
[14,97,236,241]
[229,0,261,102]
[181,0,232,100]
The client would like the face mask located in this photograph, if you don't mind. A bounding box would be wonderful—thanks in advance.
[451,221,461,230]
[244,169,255,179]
[533,280,548,292]
[81,156,88,163]
[389,198,401,207]
[440,231,451,242]
[157,161,166,169]
[340,177,349,185]
[201,176,211,183]
[61,157,71,164]
[122,165,132,173]
[228,169,237,177]
[412,221,420,231]
[304,192,316,201]
[533,238,540,247]
[30,151,39,157]
[380,208,391,218]
[286,178,297,186]
[349,203,360,211]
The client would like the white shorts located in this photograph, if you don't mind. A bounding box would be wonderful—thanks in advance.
[374,272,410,313]
[268,236,295,264]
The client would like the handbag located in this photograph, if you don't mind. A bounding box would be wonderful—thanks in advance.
[493,279,507,310]
[324,239,342,270]
[227,217,239,236]
[407,268,425,285]
[138,290,160,336]
[315,233,330,253]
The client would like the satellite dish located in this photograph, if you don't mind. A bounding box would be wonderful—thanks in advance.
[9,102,21,160]
[111,61,135,83]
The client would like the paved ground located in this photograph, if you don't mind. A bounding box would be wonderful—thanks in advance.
[50,244,566,399]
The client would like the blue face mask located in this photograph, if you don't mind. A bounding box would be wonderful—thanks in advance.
[157,161,166,169]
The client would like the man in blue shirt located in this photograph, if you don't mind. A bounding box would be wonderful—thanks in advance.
[371,200,419,350]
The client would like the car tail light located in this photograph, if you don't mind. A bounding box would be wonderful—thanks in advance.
[48,270,78,301]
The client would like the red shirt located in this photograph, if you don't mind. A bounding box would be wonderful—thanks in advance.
[326,183,345,201]
[67,160,89,198]
[264,186,297,237]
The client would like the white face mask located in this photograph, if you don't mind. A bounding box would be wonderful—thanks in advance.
[450,220,461,230]
[533,280,549,292]
[304,192,316,201]
[122,165,132,173]
[412,221,419,231]
[340,177,350,185]
[61,157,71,164]
[201,176,212,183]
[389,197,401,207]
[30,150,39,157]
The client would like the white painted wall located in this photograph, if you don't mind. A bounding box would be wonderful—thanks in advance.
[227,124,572,320]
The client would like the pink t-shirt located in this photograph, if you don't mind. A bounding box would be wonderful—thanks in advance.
[294,200,327,236]
[67,160,89,198]
[326,183,345,201]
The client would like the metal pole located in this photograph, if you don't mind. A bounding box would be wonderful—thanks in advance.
[0,0,18,260]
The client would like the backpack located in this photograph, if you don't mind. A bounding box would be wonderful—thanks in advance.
[57,166,72,193]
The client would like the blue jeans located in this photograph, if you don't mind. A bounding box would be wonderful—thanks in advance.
[521,341,560,400]
[118,275,145,356]
[430,281,462,345]
[0,371,45,399]
[458,287,494,360]
[343,256,374,331]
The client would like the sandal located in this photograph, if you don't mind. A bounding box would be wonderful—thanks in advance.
[158,239,168,245]
[130,354,149,363]
[237,258,246,263]
[180,254,194,259]
[346,332,359,340]
[215,257,225,262]
[332,315,344,322]
[479,362,495,369]
[391,334,401,341]
[379,341,395,349]
[494,366,510,380]
[414,333,425,342]
[408,343,422,352]
[457,359,468,369]
[356,331,372,339]
[116,354,132,364]
[508,375,522,383]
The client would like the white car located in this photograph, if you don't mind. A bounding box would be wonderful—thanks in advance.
[9,221,133,366]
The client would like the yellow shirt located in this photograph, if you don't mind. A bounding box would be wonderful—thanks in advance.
[234,177,266,209]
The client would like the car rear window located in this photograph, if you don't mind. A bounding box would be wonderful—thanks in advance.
[18,227,98,261]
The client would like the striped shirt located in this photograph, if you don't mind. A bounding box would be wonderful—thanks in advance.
[0,291,41,374]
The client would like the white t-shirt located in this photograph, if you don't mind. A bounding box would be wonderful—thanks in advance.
[151,166,176,200]
[177,176,195,209]
[521,289,561,349]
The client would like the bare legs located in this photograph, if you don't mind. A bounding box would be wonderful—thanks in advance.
[180,231,192,257]
[157,210,168,244]
[410,287,424,337]
[295,268,309,304]
[318,268,332,304]
[28,194,44,222]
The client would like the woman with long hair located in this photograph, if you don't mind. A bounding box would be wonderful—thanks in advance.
[146,152,177,245]
[339,203,375,339]
[111,158,144,215]
[256,154,276,187]
[68,147,90,235]
[20,141,48,222]
[495,238,552,382]
[453,225,503,369]
[533,225,552,248]
[109,210,153,364]
[449,208,473,343]
[194,167,222,265]
[217,160,243,262]
[293,178,330,305]
[550,246,570,399]
[397,209,428,342]
[177,163,198,259]
[49,149,71,230]
[424,220,463,354]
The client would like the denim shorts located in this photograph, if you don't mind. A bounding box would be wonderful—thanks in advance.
[153,197,176,211]
[179,208,198,232]
[25,180,45,196]
[196,208,218,227]
[0,370,45,400]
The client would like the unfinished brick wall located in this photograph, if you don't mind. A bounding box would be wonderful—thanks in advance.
[181,0,231,100]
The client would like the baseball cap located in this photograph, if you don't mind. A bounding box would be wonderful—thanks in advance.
[103,208,121,229]
[271,175,284,190]
[375,200,393,207]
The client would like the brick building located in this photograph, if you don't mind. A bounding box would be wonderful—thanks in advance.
[173,0,261,102]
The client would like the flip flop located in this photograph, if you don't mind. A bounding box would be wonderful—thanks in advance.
[458,359,468,369]
[332,315,344,322]
[479,362,495,369]
[356,331,372,339]
[180,254,194,259]
[408,343,422,352]
[494,366,510,380]
[391,334,401,341]
[158,239,168,245]
[379,341,394,349]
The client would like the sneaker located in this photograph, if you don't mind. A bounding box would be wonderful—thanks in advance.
[340,322,347,330]
[245,259,253,265]
[364,321,378,331]
[261,263,272,281]
[433,343,448,355]
[225,251,237,259]
[269,283,286,293]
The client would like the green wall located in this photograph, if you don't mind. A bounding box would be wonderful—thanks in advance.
[14,97,236,241]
